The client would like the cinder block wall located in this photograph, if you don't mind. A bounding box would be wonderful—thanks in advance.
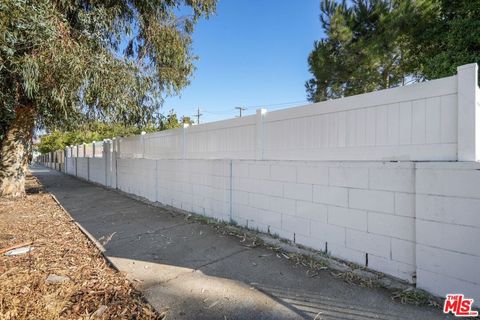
[76,158,89,180]
[415,162,480,304]
[156,159,231,221]
[66,158,76,175]
[88,158,106,185]
[117,159,157,202]
[78,157,480,304]
[230,161,416,282]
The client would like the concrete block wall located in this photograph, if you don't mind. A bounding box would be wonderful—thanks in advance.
[231,160,417,282]
[415,162,480,304]
[66,157,76,175]
[116,159,157,201]
[156,159,231,221]
[64,145,111,187]
[88,158,106,185]
[76,158,89,180]
[91,157,232,222]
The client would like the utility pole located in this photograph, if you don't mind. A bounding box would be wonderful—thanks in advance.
[235,106,247,117]
[194,107,203,124]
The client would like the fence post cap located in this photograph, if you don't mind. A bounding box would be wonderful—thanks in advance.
[457,63,478,72]
[256,108,267,115]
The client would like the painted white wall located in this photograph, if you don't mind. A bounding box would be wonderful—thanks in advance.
[415,162,480,304]
[76,158,89,180]
[88,158,106,185]
[116,158,157,202]
[65,157,76,175]
[156,159,231,221]
[234,160,417,280]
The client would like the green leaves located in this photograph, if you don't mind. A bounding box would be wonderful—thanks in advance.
[306,0,428,102]
[37,113,184,153]
[419,0,480,80]
[306,0,479,103]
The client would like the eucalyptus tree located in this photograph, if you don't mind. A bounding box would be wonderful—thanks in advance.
[0,0,215,196]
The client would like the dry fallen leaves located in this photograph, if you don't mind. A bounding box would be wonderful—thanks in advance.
[0,175,164,320]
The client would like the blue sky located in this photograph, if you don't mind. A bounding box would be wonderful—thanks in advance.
[164,0,324,123]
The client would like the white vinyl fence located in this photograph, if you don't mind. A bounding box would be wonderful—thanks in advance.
[38,64,480,306]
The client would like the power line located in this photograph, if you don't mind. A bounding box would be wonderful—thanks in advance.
[202,110,234,116]
[203,100,309,116]
[179,99,310,116]
[174,99,310,124]
[246,99,309,109]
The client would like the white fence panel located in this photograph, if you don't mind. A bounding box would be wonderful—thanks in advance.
[84,143,93,158]
[186,116,257,159]
[93,141,104,158]
[76,158,89,180]
[262,75,458,161]
[89,158,106,185]
[55,64,477,162]
[143,128,184,159]
[118,135,144,159]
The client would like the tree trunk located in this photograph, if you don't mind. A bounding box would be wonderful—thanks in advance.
[0,105,35,197]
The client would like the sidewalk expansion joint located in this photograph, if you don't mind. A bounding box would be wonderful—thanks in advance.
[194,247,249,271]
[112,221,190,242]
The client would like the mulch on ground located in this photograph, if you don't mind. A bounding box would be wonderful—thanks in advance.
[0,174,163,319]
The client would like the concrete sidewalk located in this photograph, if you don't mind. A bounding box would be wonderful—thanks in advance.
[32,166,450,320]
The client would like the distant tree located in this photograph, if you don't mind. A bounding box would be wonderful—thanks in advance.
[0,0,216,197]
[37,132,68,155]
[38,110,190,153]
[181,116,194,125]
[38,123,142,153]
[305,0,439,102]
[161,110,183,130]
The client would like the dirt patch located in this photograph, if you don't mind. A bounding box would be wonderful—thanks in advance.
[0,175,163,319]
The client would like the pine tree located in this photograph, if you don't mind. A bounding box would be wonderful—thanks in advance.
[418,0,480,79]
[306,0,437,102]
